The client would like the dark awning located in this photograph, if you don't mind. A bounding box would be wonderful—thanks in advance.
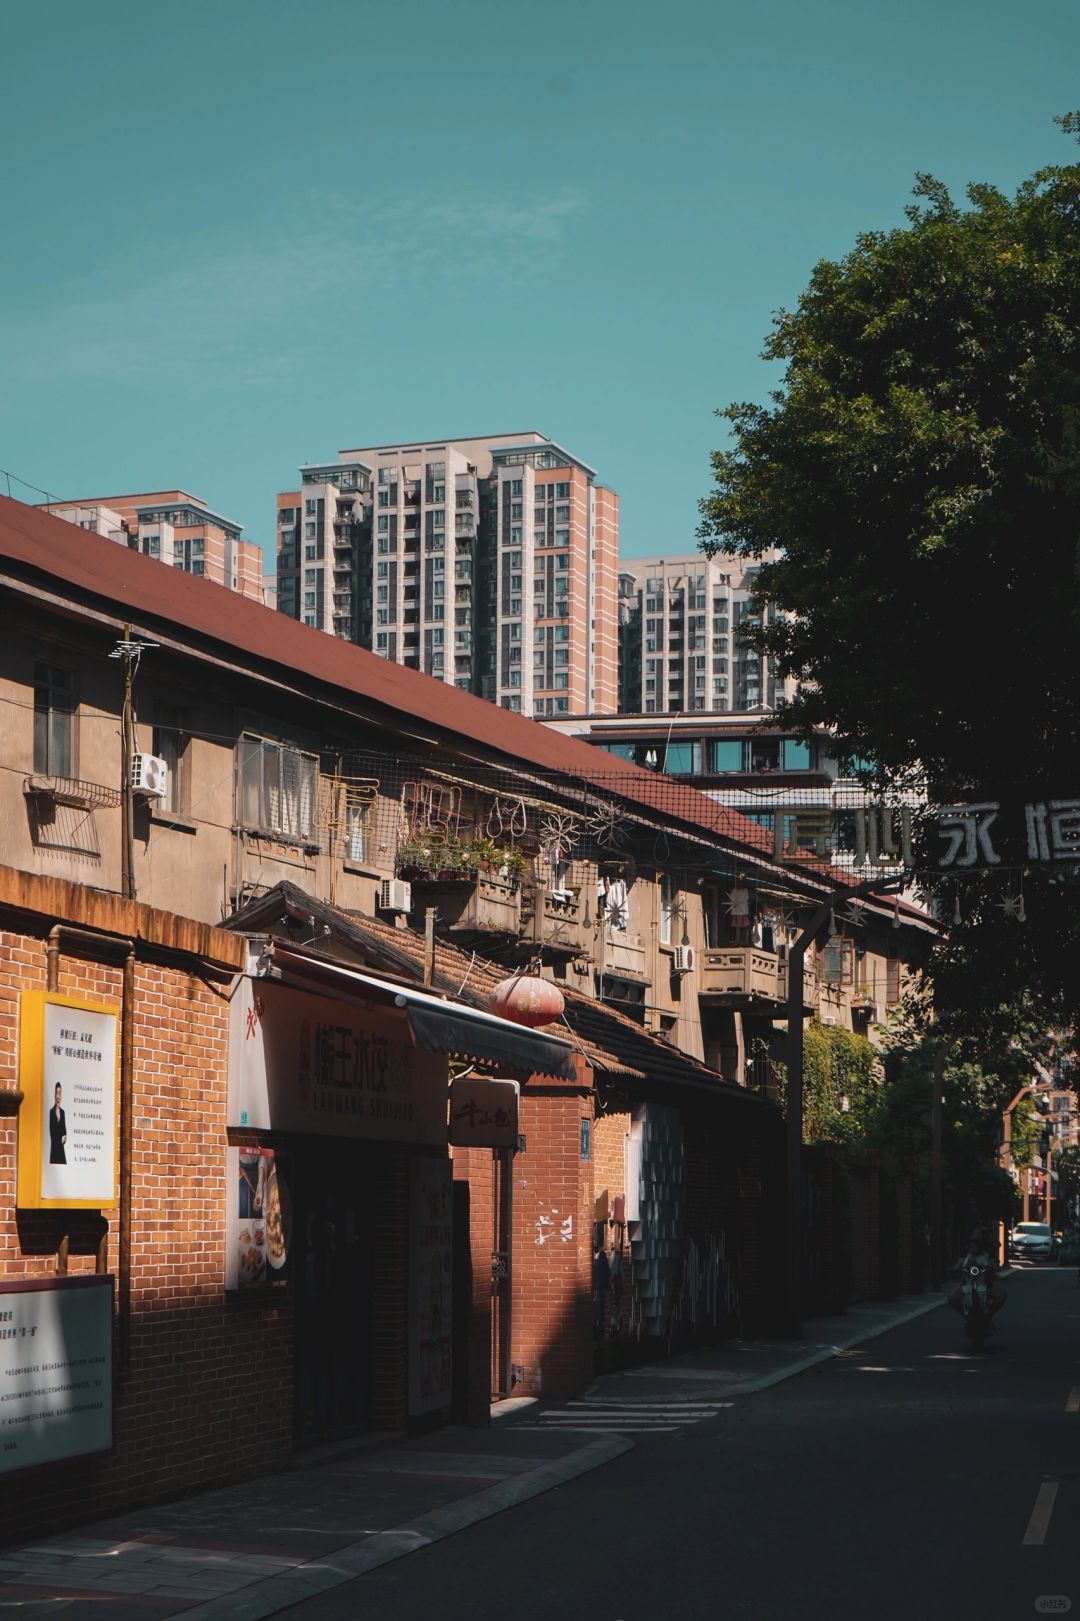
[268,945,577,1081]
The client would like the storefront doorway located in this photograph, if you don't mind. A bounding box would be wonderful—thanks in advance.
[293,1139,377,1446]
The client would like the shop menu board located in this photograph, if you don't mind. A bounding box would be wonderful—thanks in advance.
[225,1147,291,1291]
[0,1276,113,1475]
[408,1158,453,1417]
[18,992,120,1210]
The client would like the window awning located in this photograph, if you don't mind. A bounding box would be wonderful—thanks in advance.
[267,945,577,1081]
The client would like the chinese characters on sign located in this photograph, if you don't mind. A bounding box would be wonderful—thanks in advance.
[228,979,447,1146]
[447,1078,520,1150]
[0,1277,113,1475]
[934,799,1080,869]
[408,1159,453,1417]
[17,993,119,1210]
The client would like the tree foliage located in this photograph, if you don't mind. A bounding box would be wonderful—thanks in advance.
[700,117,1080,1053]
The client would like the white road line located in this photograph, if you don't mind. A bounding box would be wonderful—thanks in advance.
[1065,1387,1080,1413]
[1023,1481,1059,1545]
[532,1424,678,1435]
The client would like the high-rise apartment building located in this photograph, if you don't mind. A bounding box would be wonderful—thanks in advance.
[47,489,271,603]
[617,550,793,714]
[275,432,619,716]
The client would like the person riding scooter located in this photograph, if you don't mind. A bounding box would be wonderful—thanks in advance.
[947,1226,1007,1329]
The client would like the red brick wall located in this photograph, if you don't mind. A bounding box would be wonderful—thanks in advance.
[0,922,292,1541]
[511,1082,594,1400]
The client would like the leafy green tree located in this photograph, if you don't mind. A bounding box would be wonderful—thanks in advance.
[700,116,1080,1053]
[1055,1143,1080,1200]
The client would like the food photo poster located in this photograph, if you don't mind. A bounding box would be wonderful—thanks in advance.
[225,1146,291,1291]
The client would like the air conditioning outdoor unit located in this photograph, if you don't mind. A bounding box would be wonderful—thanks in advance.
[131,752,169,799]
[379,879,412,914]
[671,945,696,975]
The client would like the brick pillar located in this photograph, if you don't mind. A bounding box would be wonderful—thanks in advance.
[511,1056,594,1400]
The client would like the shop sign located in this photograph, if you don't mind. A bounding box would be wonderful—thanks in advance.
[934,799,1080,869]
[225,1147,291,1292]
[448,1078,519,1149]
[17,992,119,1210]
[229,979,447,1148]
[408,1158,453,1417]
[0,1275,113,1475]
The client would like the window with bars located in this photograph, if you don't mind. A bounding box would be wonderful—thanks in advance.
[237,736,317,840]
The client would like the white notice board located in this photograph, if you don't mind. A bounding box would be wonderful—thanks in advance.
[0,1276,113,1475]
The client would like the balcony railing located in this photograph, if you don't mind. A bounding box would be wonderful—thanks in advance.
[605,928,648,981]
[519,887,588,956]
[701,946,783,1003]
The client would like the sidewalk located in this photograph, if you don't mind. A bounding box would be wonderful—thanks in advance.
[0,1289,943,1620]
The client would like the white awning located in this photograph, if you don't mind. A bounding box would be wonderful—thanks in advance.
[267,945,577,1081]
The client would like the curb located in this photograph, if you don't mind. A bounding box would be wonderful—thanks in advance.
[180,1435,634,1620]
[726,1292,948,1396]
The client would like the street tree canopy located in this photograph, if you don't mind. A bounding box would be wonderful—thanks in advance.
[699,116,1080,791]
[700,117,1080,1054]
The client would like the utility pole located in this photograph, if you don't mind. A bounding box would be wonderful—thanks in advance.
[109,627,156,902]
[930,1047,946,1289]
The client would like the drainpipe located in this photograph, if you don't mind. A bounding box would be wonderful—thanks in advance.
[46,924,135,1372]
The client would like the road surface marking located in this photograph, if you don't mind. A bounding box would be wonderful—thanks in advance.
[1066,1387,1080,1413]
[1023,1481,1060,1545]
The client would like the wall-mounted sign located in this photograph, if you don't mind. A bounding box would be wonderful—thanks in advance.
[408,1158,453,1417]
[228,978,447,1148]
[448,1078,520,1149]
[934,798,1080,870]
[18,993,120,1210]
[0,1275,113,1475]
[225,1147,292,1292]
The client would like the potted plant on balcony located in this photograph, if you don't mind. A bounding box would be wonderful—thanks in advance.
[396,834,473,883]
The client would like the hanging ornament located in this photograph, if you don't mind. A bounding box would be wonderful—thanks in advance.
[1017,887,1027,923]
[998,893,1025,921]
[952,894,962,927]
[891,896,902,930]
[489,974,565,1028]
[842,899,867,926]
[827,907,839,939]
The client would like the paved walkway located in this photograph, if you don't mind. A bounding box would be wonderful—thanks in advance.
[0,1289,944,1619]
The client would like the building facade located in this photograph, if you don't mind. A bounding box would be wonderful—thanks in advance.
[617,549,795,715]
[276,432,619,716]
[47,490,271,604]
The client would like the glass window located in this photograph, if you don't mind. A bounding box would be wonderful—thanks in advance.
[664,741,702,775]
[660,873,678,946]
[237,736,316,839]
[710,740,744,772]
[33,663,73,777]
[153,702,187,814]
[783,738,811,770]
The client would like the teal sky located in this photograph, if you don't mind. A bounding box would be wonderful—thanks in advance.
[2,0,1077,567]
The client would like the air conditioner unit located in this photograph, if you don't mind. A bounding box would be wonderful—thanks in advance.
[379,879,412,914]
[131,752,168,799]
[671,945,696,975]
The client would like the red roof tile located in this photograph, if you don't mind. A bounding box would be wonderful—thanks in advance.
[0,496,791,868]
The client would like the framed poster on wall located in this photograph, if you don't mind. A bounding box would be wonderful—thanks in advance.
[17,992,120,1210]
[225,1147,292,1292]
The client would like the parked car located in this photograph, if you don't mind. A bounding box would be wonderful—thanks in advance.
[1008,1222,1056,1262]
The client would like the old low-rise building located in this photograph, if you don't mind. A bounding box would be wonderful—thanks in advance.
[0,496,933,1533]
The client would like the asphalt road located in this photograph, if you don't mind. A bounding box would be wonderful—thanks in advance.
[286,1267,1080,1621]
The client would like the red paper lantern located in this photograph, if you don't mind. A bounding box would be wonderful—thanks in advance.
[489,974,565,1028]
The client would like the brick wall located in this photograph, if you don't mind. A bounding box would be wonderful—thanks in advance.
[0,912,291,1540]
[511,1080,594,1400]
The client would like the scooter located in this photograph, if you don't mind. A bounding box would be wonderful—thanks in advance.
[961,1261,992,1349]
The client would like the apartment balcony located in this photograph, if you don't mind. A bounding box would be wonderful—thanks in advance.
[517,885,588,958]
[604,929,649,983]
[411,873,522,946]
[699,946,808,1009]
